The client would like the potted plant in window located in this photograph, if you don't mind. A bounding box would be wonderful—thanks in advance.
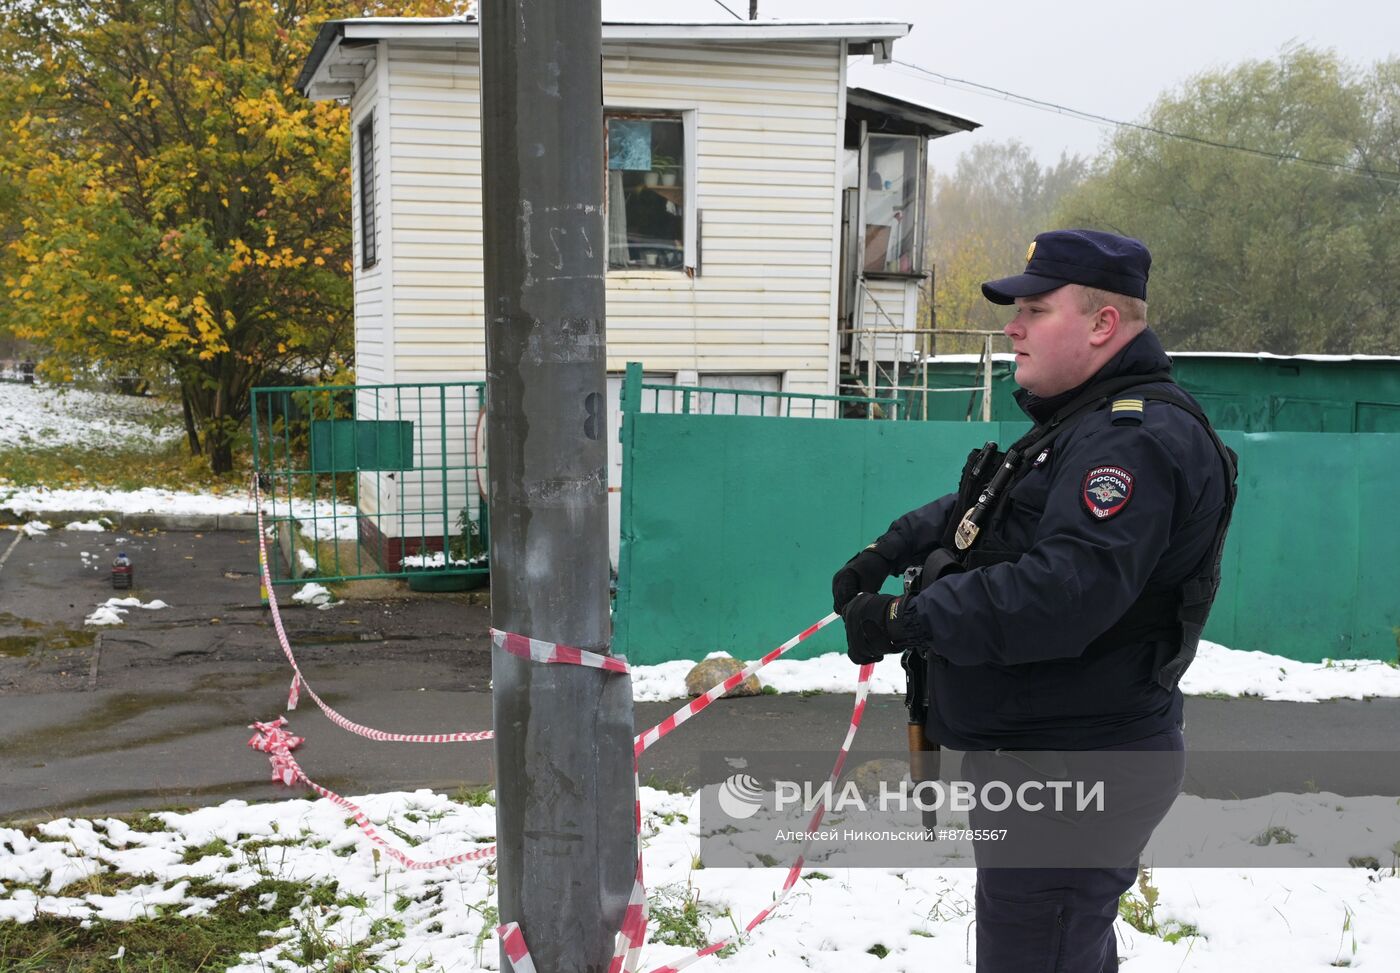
[652,152,679,187]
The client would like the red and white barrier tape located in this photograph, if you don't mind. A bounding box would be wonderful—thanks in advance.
[602,656,868,973]
[248,477,869,970]
[492,628,631,673]
[634,616,832,756]
[250,480,495,744]
[602,611,843,973]
[248,718,498,871]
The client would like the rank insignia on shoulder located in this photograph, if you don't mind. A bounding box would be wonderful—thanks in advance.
[1111,397,1145,425]
[1082,466,1134,520]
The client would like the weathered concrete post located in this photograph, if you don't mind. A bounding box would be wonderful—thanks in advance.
[480,2,637,971]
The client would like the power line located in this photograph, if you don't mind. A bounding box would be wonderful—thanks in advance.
[709,0,745,21]
[890,59,1400,185]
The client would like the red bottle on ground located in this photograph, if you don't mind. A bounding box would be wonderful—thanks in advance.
[111,551,133,590]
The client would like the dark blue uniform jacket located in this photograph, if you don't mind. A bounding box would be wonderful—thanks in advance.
[875,330,1228,751]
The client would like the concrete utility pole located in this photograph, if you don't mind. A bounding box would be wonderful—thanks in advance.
[480,2,637,972]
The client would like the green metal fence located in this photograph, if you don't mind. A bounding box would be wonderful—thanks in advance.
[614,365,1400,665]
[921,354,1400,431]
[629,372,899,420]
[250,381,489,586]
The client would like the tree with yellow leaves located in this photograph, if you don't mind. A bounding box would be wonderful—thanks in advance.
[1,0,463,472]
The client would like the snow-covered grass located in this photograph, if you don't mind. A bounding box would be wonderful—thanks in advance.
[0,382,182,452]
[629,641,1400,704]
[0,485,359,540]
[1,786,1396,972]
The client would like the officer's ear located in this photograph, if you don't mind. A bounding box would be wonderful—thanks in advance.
[1087,302,1121,348]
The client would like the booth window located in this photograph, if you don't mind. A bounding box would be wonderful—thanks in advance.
[863,134,924,276]
[358,116,377,269]
[605,113,685,271]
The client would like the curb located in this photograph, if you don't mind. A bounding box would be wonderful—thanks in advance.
[0,509,260,532]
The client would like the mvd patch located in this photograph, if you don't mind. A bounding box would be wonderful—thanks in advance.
[1082,466,1134,520]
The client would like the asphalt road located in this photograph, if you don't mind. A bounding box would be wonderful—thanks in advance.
[2,529,1399,821]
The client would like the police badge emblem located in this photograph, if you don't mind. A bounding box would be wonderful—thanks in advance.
[1082,465,1134,520]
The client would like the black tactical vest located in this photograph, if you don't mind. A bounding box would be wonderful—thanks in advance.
[919,374,1238,691]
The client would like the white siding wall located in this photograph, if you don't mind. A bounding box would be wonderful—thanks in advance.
[601,41,842,399]
[356,38,849,545]
[385,42,483,380]
[379,39,842,392]
[350,55,387,384]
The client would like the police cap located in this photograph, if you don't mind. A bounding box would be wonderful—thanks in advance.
[981,229,1150,305]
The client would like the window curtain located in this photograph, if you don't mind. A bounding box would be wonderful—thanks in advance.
[607,170,628,268]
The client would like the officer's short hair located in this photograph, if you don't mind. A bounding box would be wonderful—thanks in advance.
[1076,285,1147,324]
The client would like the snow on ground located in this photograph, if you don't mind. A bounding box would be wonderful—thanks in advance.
[83,596,169,627]
[629,641,1400,703]
[0,785,1396,972]
[0,382,182,451]
[0,485,359,540]
[292,582,335,608]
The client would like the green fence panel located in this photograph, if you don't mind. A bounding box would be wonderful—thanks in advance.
[250,382,487,585]
[615,415,1400,666]
[923,355,1400,433]
[309,419,415,472]
[615,414,1029,665]
[1355,435,1400,657]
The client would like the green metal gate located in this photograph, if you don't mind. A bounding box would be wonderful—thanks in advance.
[249,381,489,586]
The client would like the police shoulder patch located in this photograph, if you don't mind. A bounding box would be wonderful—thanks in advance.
[1082,465,1134,520]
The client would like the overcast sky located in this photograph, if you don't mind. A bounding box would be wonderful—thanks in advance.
[602,0,1400,175]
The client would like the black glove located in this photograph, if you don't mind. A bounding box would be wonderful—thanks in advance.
[841,592,899,665]
[832,547,893,613]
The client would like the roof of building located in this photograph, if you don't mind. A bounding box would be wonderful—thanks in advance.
[298,16,912,98]
[847,85,979,138]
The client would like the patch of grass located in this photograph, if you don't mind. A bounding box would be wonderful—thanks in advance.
[67,868,164,898]
[639,773,690,795]
[180,838,232,865]
[802,871,831,881]
[384,823,423,848]
[1118,867,1204,945]
[1251,825,1297,846]
[867,943,890,958]
[0,878,323,972]
[649,884,708,950]
[281,903,402,972]
[123,814,172,834]
[449,785,496,807]
[240,837,301,854]
[0,441,241,494]
[759,685,779,696]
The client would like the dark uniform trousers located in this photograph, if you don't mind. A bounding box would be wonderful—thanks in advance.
[969,726,1186,973]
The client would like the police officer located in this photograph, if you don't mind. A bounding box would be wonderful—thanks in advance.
[831,229,1236,972]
